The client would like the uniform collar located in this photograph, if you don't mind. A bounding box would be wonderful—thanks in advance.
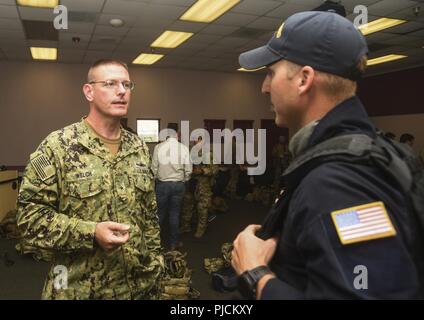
[307,96,376,150]
[289,120,319,158]
[77,118,142,162]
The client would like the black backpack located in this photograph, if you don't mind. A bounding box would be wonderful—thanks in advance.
[215,131,424,296]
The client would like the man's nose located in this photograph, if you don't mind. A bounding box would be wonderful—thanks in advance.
[117,82,127,95]
[261,76,270,94]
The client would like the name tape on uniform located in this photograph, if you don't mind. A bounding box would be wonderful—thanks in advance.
[331,201,396,245]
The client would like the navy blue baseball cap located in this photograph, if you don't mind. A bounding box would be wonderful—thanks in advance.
[239,11,368,80]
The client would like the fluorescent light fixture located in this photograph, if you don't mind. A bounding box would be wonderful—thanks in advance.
[180,0,241,23]
[30,47,57,60]
[132,53,164,65]
[151,31,194,48]
[367,54,407,66]
[358,18,406,36]
[17,0,59,8]
[237,67,266,72]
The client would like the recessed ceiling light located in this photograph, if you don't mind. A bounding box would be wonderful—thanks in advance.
[151,31,194,48]
[132,53,164,65]
[110,18,124,28]
[30,47,57,60]
[358,18,406,36]
[180,0,241,23]
[17,0,58,9]
[367,54,407,66]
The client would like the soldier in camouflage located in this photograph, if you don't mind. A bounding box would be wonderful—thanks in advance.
[180,137,219,238]
[16,59,164,299]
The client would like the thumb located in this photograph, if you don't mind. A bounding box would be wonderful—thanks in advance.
[245,224,261,234]
[108,222,130,231]
[265,237,278,248]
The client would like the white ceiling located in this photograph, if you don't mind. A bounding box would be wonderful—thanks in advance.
[0,0,423,76]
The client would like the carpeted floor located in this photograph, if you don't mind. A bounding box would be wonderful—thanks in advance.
[0,199,269,300]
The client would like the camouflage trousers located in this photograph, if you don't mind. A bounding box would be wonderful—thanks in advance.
[180,181,212,238]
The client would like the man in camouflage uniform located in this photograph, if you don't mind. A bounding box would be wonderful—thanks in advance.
[17,59,164,299]
[180,137,218,238]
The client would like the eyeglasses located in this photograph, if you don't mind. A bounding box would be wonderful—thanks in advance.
[89,79,135,91]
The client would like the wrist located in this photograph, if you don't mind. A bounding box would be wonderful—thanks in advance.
[238,265,274,300]
[256,273,275,299]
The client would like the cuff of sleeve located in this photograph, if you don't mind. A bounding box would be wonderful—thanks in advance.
[75,220,97,250]
[261,278,305,300]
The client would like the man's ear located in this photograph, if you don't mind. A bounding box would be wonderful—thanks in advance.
[298,66,314,95]
[83,83,94,102]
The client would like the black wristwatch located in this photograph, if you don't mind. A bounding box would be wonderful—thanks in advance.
[238,265,273,300]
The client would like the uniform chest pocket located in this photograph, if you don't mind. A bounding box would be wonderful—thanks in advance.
[67,177,104,199]
[134,174,154,192]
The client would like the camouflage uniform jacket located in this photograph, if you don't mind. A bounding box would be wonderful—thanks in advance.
[192,150,219,186]
[17,119,164,299]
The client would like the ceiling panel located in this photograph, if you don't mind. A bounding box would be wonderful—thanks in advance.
[232,0,283,16]
[58,32,91,49]
[339,0,382,14]
[61,0,105,13]
[18,7,54,22]
[408,28,424,38]
[97,14,138,28]
[266,3,318,19]
[384,21,424,35]
[214,12,258,27]
[0,18,23,30]
[93,25,130,36]
[380,35,424,46]
[167,20,207,33]
[61,21,96,34]
[387,5,424,22]
[188,33,223,44]
[1,46,31,60]
[247,16,282,30]
[200,25,240,36]
[27,39,58,47]
[367,0,419,17]
[0,28,26,39]
[0,4,19,18]
[213,36,251,48]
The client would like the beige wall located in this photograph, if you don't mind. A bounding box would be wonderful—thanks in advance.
[370,114,424,154]
[0,61,273,166]
[1,60,423,166]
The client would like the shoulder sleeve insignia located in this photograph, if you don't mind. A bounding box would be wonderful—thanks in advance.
[30,153,55,181]
[331,201,396,245]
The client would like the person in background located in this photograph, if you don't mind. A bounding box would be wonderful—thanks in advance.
[152,123,192,251]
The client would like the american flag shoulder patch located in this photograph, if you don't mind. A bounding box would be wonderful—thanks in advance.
[331,201,396,245]
[31,153,55,181]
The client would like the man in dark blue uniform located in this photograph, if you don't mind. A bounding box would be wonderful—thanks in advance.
[231,11,423,299]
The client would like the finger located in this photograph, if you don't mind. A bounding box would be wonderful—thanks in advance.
[265,237,278,247]
[108,222,131,232]
[110,234,129,245]
[244,224,261,234]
